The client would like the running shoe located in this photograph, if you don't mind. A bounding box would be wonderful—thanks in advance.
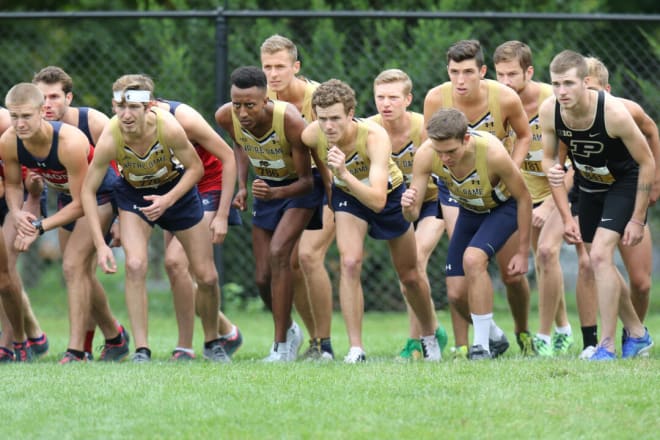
[421,334,442,361]
[343,347,366,364]
[99,330,130,362]
[622,328,653,359]
[219,326,243,357]
[59,351,85,364]
[27,333,49,358]
[552,332,575,355]
[203,340,231,363]
[468,344,491,360]
[532,336,553,357]
[397,338,423,361]
[13,341,32,363]
[489,333,509,358]
[516,331,534,356]
[589,346,616,361]
[0,347,15,363]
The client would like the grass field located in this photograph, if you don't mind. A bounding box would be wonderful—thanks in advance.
[3,271,659,439]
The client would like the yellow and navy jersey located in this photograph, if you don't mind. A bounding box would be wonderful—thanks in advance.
[231,100,297,181]
[368,112,438,202]
[316,119,404,196]
[431,130,511,213]
[517,83,554,203]
[110,108,183,189]
[267,77,319,123]
[439,79,507,140]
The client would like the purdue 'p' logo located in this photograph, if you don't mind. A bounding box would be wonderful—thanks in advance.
[569,139,604,158]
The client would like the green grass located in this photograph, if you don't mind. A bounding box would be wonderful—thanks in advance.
[3,278,660,439]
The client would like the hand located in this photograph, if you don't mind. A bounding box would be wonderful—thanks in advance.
[13,231,38,252]
[140,194,170,221]
[209,216,228,244]
[563,218,582,244]
[531,203,552,229]
[97,244,117,274]
[400,187,418,210]
[327,146,347,179]
[14,211,38,238]
[507,252,529,276]
[232,188,247,211]
[547,163,566,188]
[252,179,274,201]
[621,220,644,246]
[24,171,44,196]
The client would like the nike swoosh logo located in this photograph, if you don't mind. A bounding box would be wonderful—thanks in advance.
[589,133,600,138]
[601,218,613,222]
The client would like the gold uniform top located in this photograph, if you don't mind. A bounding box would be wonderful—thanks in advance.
[231,100,297,182]
[368,112,438,203]
[510,83,553,203]
[316,119,404,196]
[267,77,319,123]
[438,79,507,140]
[430,131,511,213]
[110,108,183,189]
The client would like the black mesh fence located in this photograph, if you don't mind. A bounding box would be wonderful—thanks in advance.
[0,10,657,311]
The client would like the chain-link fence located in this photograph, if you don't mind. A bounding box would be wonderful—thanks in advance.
[1,10,658,312]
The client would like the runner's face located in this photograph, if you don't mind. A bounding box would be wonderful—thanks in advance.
[374,81,411,121]
[8,103,43,139]
[35,82,72,121]
[495,60,531,93]
[448,59,485,97]
[316,103,353,144]
[113,101,148,135]
[231,86,268,131]
[551,67,587,110]
[261,50,300,93]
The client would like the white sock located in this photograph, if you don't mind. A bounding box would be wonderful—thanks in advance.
[221,325,237,340]
[535,333,551,344]
[471,313,493,352]
[174,347,195,355]
[489,321,505,340]
[555,325,572,335]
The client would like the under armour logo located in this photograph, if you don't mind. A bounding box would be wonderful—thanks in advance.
[338,201,348,208]
[445,264,452,271]
[37,162,47,168]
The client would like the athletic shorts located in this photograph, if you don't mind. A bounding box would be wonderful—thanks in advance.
[114,174,203,232]
[332,183,410,240]
[414,199,440,228]
[445,198,518,277]
[577,173,638,243]
[199,190,243,226]
[252,175,324,232]
[437,180,460,207]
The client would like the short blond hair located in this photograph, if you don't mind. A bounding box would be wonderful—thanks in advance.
[260,34,297,63]
[585,56,609,88]
[5,83,44,108]
[373,69,412,95]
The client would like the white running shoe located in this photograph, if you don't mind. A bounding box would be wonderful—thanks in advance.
[421,335,442,361]
[286,321,303,361]
[343,347,366,364]
[578,345,597,360]
[262,342,288,363]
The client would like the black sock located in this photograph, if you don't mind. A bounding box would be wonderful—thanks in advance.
[136,347,151,357]
[320,337,333,355]
[581,326,598,349]
[106,333,122,345]
[67,349,85,360]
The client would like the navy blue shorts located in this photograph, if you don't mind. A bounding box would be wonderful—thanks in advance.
[114,174,203,232]
[252,175,324,232]
[445,198,518,277]
[200,190,243,226]
[332,183,410,240]
[57,167,118,232]
[437,179,460,207]
[414,199,440,228]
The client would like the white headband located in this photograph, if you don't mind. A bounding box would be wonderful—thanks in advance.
[113,90,152,103]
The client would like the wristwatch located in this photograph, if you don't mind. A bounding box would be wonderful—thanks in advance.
[31,218,45,235]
